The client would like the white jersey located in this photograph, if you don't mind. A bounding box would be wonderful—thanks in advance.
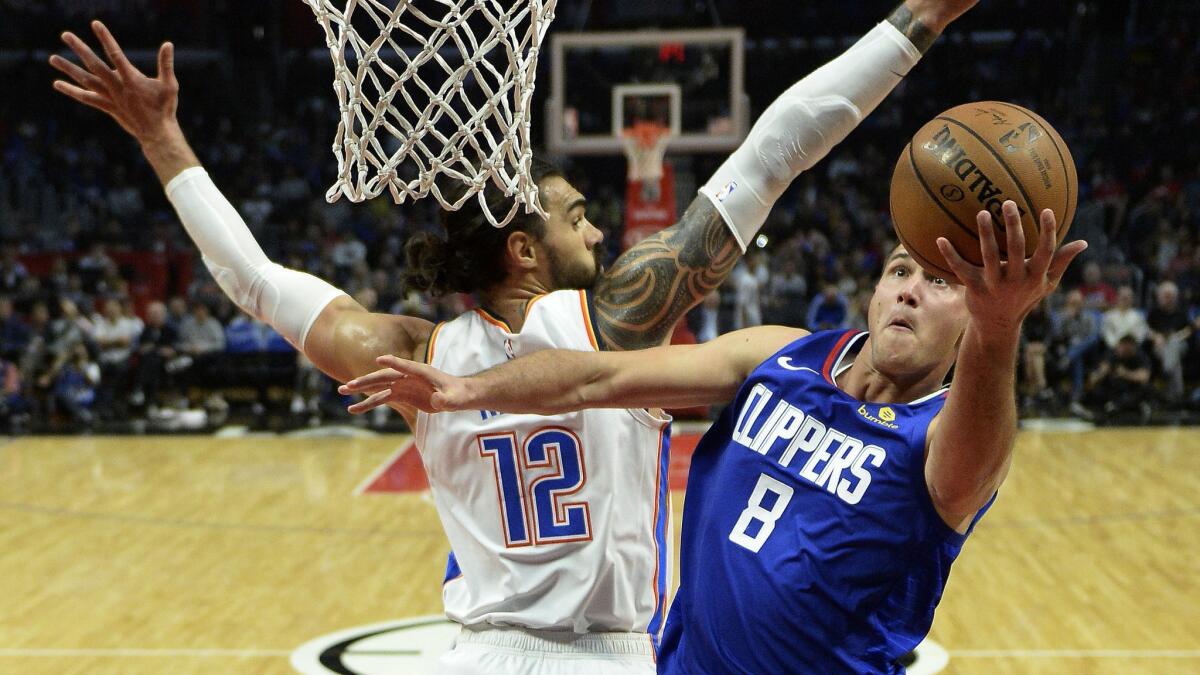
[416,290,672,637]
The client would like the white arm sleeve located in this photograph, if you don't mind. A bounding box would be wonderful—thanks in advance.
[165,167,348,350]
[701,21,923,250]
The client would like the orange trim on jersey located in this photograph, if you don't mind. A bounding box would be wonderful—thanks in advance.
[523,293,548,319]
[473,307,511,332]
[424,322,445,365]
[578,290,600,350]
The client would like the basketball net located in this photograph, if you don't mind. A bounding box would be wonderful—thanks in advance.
[621,120,671,203]
[302,0,557,227]
[620,120,675,248]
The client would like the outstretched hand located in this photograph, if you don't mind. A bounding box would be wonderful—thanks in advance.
[49,20,179,144]
[936,200,1087,333]
[338,356,475,415]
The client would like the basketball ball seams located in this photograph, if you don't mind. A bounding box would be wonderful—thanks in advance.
[905,142,981,243]
[890,102,1077,282]
[989,101,1074,238]
[934,115,1040,249]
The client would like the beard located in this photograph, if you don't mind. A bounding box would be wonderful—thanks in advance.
[548,244,605,290]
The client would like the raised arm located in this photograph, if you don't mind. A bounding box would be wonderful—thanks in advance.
[50,23,433,413]
[931,203,1087,531]
[339,326,807,416]
[593,0,975,351]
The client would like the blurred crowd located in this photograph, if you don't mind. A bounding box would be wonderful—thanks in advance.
[1,0,1198,432]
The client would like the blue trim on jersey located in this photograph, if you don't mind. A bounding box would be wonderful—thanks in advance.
[444,550,462,584]
[660,329,995,674]
[647,425,671,644]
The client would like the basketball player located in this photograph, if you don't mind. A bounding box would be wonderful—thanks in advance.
[342,202,1087,672]
[50,3,975,671]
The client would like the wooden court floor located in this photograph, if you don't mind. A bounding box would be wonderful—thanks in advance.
[0,427,1197,674]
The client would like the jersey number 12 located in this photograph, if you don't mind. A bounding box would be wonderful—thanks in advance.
[478,427,592,547]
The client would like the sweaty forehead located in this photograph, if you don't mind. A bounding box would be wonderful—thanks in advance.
[539,176,584,212]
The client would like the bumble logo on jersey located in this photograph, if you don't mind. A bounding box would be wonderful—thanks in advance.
[731,383,886,506]
[857,404,900,429]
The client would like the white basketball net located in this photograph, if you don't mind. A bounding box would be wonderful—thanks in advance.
[302,0,557,226]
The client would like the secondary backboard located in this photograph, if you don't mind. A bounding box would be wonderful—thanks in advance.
[547,29,747,155]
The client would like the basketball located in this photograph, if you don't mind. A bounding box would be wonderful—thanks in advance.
[889,101,1078,280]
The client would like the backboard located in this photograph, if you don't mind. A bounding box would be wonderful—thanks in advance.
[547,29,747,155]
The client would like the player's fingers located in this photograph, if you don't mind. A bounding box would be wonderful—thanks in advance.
[1045,240,1089,291]
[347,390,394,415]
[1001,201,1026,278]
[376,354,445,384]
[91,21,139,78]
[158,42,177,88]
[341,367,405,392]
[47,54,104,91]
[975,211,1002,287]
[1029,208,1057,276]
[936,237,983,288]
[337,380,392,395]
[61,31,117,82]
[52,80,116,115]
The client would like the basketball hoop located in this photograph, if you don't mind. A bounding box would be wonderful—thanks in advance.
[302,0,558,227]
[621,120,671,203]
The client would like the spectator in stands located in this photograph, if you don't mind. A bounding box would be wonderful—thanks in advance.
[731,252,768,330]
[0,355,30,433]
[87,297,142,418]
[1081,335,1155,422]
[805,284,849,331]
[178,301,226,359]
[131,301,180,413]
[766,259,807,326]
[1147,281,1193,403]
[172,301,226,411]
[0,296,30,360]
[1101,285,1149,350]
[165,296,189,332]
[1052,289,1101,411]
[845,288,873,332]
[1078,261,1117,310]
[77,242,117,294]
[49,342,101,429]
[694,291,722,343]
[0,247,28,296]
[1021,299,1054,411]
[18,301,52,382]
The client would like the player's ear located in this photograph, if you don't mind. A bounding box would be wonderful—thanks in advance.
[506,230,538,271]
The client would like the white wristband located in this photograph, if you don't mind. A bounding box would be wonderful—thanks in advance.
[701,21,923,250]
[166,167,347,350]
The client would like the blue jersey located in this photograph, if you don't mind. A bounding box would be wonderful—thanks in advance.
[659,330,994,674]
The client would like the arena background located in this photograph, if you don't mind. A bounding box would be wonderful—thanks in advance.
[0,1,1197,673]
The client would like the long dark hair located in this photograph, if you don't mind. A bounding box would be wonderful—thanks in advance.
[403,158,564,296]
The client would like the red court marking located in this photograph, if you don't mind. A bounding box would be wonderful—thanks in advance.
[363,433,704,494]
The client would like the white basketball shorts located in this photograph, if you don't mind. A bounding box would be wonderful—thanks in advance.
[439,625,656,675]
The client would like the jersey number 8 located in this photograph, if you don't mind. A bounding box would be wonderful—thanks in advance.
[729,473,794,553]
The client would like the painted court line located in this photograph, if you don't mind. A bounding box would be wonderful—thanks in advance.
[2,647,1196,659]
[0,648,290,657]
[953,649,1200,658]
[353,442,414,496]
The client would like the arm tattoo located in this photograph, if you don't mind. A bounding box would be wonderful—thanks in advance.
[887,5,939,54]
[593,197,740,351]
